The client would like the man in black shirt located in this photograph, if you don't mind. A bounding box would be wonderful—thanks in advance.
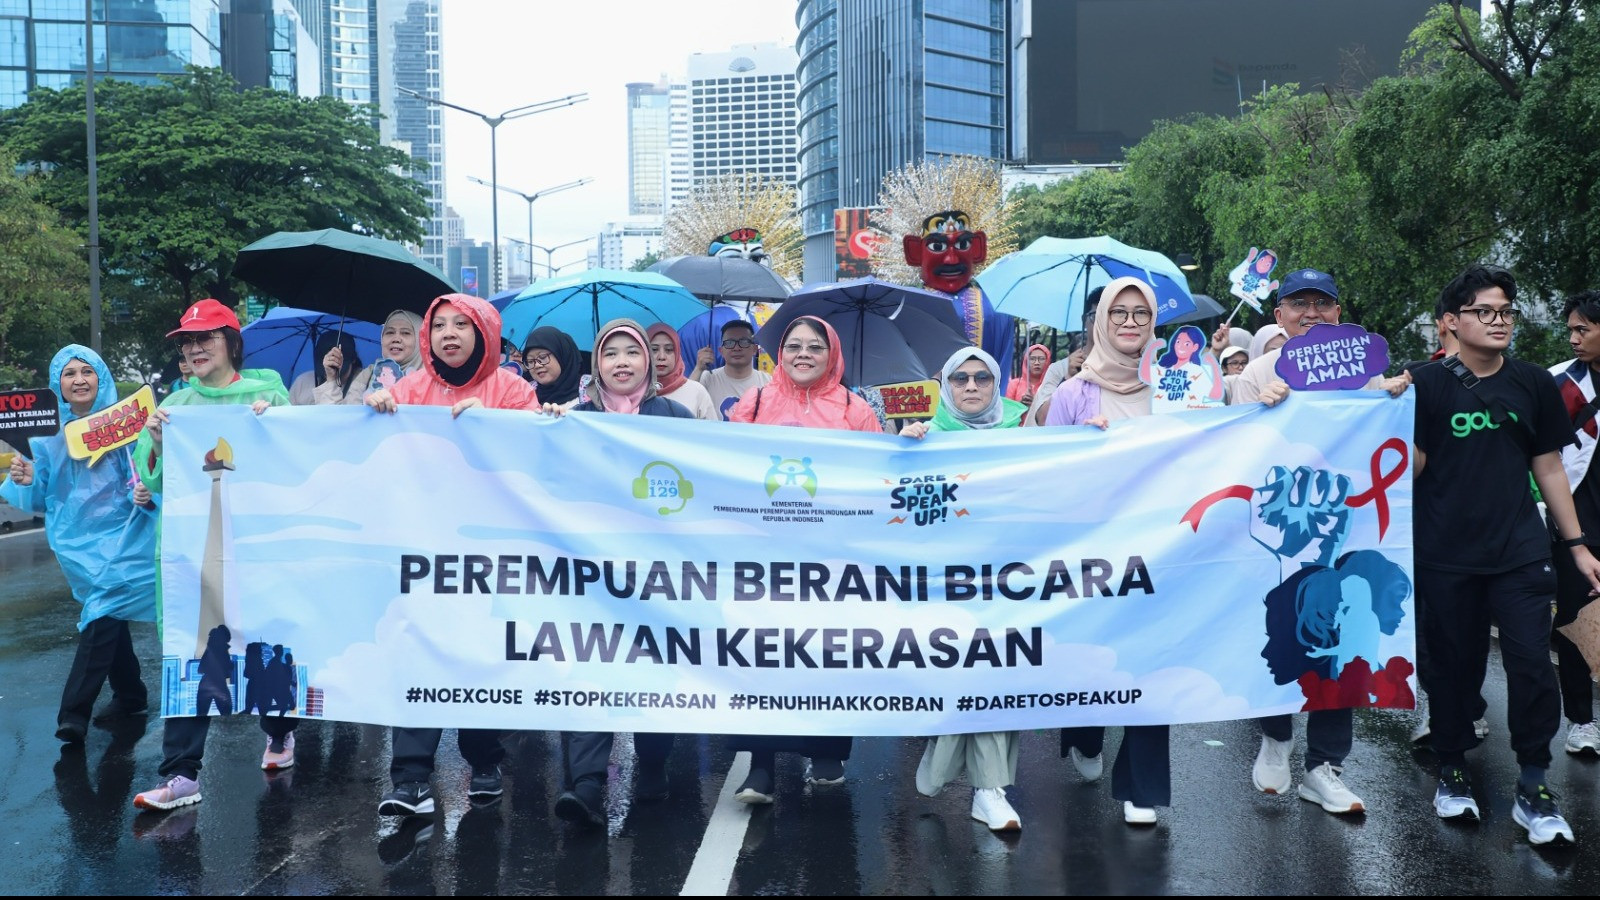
[1411,265,1600,845]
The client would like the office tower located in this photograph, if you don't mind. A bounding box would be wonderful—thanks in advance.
[687,42,798,186]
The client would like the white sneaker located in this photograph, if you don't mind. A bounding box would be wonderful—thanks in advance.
[970,787,1021,832]
[1251,736,1293,794]
[1298,763,1365,814]
[1566,721,1600,755]
[1473,718,1489,740]
[1069,747,1103,783]
[1123,801,1157,825]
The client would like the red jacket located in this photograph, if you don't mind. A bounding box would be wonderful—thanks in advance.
[391,294,541,411]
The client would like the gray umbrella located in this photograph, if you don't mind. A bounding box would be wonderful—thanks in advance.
[648,255,794,301]
[1163,293,1228,326]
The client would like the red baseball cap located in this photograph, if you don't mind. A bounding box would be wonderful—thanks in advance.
[167,298,241,337]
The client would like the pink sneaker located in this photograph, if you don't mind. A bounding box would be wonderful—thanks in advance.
[134,776,201,811]
[261,733,296,770]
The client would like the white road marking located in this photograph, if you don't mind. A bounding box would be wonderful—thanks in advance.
[679,751,754,897]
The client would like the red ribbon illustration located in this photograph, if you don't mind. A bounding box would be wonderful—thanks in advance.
[1344,438,1408,539]
[1180,438,1409,539]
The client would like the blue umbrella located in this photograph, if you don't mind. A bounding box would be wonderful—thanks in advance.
[499,269,707,351]
[488,286,523,311]
[241,307,383,388]
[975,236,1196,330]
[755,277,970,388]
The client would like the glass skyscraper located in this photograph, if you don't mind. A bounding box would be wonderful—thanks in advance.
[627,77,673,216]
[1,0,224,108]
[795,0,1007,283]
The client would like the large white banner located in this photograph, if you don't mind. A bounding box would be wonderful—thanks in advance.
[158,393,1415,735]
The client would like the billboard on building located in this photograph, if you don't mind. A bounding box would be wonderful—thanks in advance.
[834,208,887,280]
[1015,0,1436,165]
[461,267,479,296]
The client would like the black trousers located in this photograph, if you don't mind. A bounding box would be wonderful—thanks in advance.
[1258,709,1352,771]
[1551,539,1597,725]
[160,713,298,780]
[724,735,853,769]
[1060,725,1171,807]
[59,616,146,729]
[1417,560,1559,768]
[389,727,505,786]
[563,732,678,788]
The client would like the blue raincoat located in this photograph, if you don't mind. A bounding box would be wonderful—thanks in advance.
[0,345,157,630]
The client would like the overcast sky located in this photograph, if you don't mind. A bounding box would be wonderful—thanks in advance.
[437,0,800,271]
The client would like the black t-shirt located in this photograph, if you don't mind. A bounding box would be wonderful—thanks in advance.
[1413,357,1572,573]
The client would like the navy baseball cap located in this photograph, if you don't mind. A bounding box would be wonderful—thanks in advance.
[1276,268,1339,303]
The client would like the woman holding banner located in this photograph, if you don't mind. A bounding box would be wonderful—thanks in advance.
[900,346,1027,831]
[129,299,294,813]
[726,316,881,804]
[540,319,691,826]
[366,293,541,819]
[522,326,587,411]
[1042,276,1173,826]
[3,345,157,745]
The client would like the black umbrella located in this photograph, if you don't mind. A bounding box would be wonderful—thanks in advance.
[755,277,970,388]
[647,255,794,302]
[1163,293,1228,326]
[231,229,455,322]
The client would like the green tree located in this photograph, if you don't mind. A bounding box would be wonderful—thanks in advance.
[0,154,89,388]
[1007,168,1133,248]
[629,250,663,272]
[0,68,431,372]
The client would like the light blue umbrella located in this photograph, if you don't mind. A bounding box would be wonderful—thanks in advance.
[499,269,707,351]
[241,307,382,388]
[975,236,1196,330]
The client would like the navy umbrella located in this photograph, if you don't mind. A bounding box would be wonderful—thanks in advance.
[240,307,382,388]
[755,277,969,388]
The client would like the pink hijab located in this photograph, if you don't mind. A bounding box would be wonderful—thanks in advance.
[646,323,689,396]
[590,319,655,415]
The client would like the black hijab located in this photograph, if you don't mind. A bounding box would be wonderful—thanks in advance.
[522,326,586,405]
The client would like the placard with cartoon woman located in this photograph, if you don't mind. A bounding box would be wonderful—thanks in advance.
[1140,325,1225,413]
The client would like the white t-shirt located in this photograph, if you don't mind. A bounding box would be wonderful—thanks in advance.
[660,379,719,421]
[699,367,772,421]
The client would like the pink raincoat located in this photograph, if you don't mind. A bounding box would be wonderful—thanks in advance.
[390,293,541,410]
[727,316,882,432]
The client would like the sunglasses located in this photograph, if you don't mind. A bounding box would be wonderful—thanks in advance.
[948,371,994,387]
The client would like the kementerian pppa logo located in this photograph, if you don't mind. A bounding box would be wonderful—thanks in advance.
[885,472,970,526]
[764,456,818,498]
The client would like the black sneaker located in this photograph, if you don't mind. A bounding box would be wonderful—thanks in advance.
[734,765,775,805]
[378,782,435,817]
[378,817,435,865]
[468,766,503,800]
[55,721,87,744]
[1433,765,1479,819]
[807,756,845,785]
[634,760,670,802]
[555,779,606,828]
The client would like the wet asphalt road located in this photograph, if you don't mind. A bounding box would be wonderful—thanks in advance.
[2,525,1598,895]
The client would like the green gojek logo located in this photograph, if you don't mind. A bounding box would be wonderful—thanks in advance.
[1450,409,1518,438]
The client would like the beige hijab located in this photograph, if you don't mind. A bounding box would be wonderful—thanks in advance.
[1075,276,1156,421]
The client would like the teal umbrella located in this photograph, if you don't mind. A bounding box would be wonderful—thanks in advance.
[231,228,454,321]
[500,269,707,350]
[976,236,1196,330]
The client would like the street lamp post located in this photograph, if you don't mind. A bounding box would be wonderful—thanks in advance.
[466,176,593,283]
[397,87,588,293]
[85,0,102,353]
[505,236,592,281]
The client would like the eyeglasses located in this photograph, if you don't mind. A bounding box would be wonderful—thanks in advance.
[721,337,755,349]
[948,371,994,387]
[1280,296,1339,311]
[782,342,828,356]
[1106,307,1152,326]
[176,331,221,349]
[525,352,553,367]
[1459,306,1520,325]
